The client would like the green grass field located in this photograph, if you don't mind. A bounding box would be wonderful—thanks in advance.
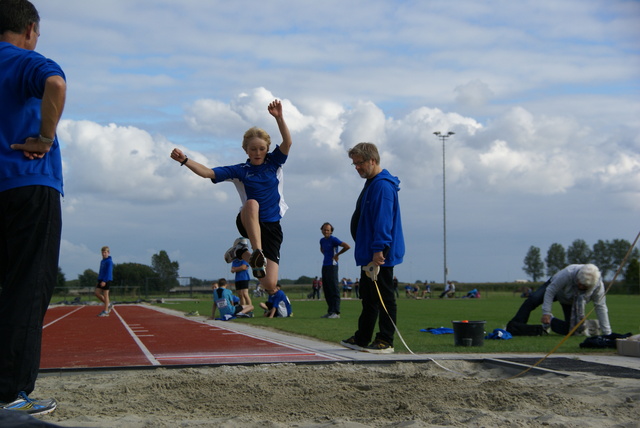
[156,292,638,354]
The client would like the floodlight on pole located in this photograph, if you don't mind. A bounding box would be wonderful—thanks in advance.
[433,131,455,290]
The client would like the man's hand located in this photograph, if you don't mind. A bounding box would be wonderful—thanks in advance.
[11,136,53,160]
[372,251,385,266]
[541,314,552,325]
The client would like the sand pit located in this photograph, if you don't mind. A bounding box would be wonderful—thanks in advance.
[35,360,639,427]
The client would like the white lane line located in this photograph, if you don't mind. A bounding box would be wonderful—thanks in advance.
[43,306,84,329]
[112,309,161,366]
[154,352,321,360]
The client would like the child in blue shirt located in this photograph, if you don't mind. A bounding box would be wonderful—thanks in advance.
[260,284,292,318]
[171,100,292,296]
[212,278,254,320]
[230,239,252,307]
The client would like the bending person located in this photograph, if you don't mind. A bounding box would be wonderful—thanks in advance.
[507,264,611,336]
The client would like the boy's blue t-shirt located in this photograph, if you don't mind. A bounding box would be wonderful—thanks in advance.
[232,258,251,282]
[214,288,237,317]
[268,289,292,317]
[212,146,288,222]
[320,236,343,266]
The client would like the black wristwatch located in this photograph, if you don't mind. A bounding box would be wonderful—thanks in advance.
[39,134,54,144]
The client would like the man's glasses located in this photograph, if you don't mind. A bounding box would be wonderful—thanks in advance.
[351,159,369,166]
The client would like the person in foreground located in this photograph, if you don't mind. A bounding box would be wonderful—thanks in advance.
[171,99,291,295]
[0,0,66,416]
[340,143,405,354]
[507,264,612,336]
[94,246,114,317]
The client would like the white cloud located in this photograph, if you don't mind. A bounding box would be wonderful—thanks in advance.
[58,120,227,203]
[455,79,494,109]
[340,101,387,148]
[59,240,97,277]
[185,99,248,136]
[478,140,573,194]
[601,153,640,196]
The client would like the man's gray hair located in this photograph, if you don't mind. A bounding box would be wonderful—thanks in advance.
[577,264,601,290]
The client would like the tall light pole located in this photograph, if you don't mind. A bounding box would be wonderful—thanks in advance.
[433,131,455,289]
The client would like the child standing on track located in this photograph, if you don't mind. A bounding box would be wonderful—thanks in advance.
[171,99,292,295]
[95,246,114,317]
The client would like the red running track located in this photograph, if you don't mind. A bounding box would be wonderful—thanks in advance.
[41,305,335,369]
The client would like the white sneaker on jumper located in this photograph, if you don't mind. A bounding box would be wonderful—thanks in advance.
[224,238,249,263]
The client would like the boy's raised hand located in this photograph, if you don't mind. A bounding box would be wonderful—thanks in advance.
[268,98,292,154]
[268,99,283,118]
[170,147,186,163]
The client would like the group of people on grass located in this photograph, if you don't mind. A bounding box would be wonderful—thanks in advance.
[403,281,433,299]
[209,276,292,320]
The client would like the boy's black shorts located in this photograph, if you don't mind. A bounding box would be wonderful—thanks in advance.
[96,280,111,291]
[236,213,282,264]
[235,280,249,290]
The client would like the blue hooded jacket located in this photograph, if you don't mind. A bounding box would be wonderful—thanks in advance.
[351,169,405,267]
[98,256,114,282]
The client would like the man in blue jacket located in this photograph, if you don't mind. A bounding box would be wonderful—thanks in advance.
[0,0,66,416]
[341,143,405,353]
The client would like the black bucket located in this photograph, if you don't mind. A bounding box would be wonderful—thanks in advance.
[452,320,486,347]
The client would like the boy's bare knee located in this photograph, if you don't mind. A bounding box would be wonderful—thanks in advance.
[262,281,277,292]
[243,199,260,211]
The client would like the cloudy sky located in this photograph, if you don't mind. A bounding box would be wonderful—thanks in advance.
[34,0,639,284]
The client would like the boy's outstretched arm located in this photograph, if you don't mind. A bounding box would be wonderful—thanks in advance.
[268,100,292,155]
[210,303,217,320]
[170,147,215,179]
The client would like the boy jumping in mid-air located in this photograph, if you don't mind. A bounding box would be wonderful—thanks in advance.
[171,99,292,295]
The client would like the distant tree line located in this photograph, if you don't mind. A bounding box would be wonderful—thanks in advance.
[68,250,181,294]
[522,238,640,284]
